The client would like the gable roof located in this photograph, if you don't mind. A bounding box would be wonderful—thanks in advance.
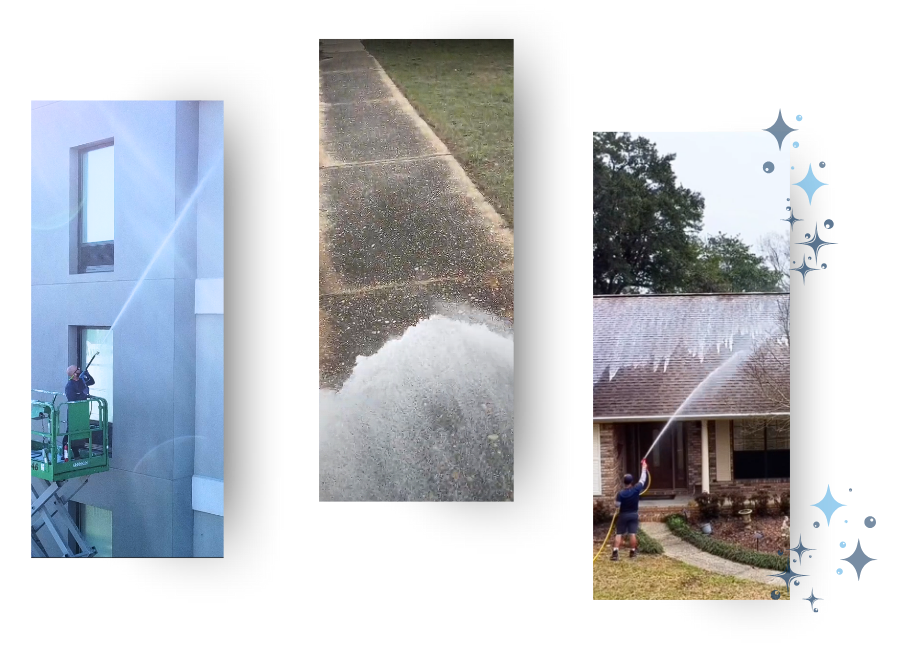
[593,293,789,420]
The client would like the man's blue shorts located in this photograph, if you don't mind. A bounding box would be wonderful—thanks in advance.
[616,511,639,535]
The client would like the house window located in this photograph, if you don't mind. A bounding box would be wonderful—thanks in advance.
[76,503,112,557]
[78,327,113,454]
[77,142,114,273]
[732,419,789,480]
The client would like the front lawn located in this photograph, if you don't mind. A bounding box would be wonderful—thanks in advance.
[362,40,514,228]
[593,545,790,600]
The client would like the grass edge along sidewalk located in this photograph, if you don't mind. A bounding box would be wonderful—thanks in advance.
[666,514,789,572]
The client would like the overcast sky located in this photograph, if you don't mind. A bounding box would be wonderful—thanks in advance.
[634,131,791,254]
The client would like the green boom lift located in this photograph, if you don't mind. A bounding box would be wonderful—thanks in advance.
[31,390,110,557]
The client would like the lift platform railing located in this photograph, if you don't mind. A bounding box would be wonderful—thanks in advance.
[31,390,109,482]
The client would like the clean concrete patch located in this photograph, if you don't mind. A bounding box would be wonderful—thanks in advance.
[320,40,365,52]
[319,269,513,388]
[321,98,444,165]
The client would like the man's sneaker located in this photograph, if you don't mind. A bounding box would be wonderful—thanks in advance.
[629,549,637,559]
[611,549,619,561]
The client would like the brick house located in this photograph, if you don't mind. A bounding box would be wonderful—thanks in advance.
[593,293,789,508]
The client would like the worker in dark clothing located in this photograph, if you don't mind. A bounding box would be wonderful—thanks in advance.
[612,458,648,561]
[65,364,95,402]
[63,365,96,459]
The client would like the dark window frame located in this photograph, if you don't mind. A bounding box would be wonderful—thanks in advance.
[732,420,789,480]
[76,140,115,273]
[76,326,113,457]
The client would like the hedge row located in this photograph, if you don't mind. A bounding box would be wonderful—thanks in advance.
[665,515,788,572]
[636,527,664,555]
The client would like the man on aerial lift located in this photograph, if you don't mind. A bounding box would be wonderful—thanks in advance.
[63,363,96,459]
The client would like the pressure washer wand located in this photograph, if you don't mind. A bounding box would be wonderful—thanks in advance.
[81,352,100,372]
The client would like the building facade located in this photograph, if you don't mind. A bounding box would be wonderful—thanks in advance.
[31,101,224,557]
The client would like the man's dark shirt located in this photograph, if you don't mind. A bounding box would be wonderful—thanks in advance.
[615,468,648,514]
[65,371,95,402]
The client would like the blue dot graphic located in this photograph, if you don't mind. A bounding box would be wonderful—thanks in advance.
[814,608,818,612]
[794,580,800,586]
[865,516,876,528]
[845,520,848,523]
[793,559,796,563]
[797,115,803,121]
[791,166,795,169]
[837,568,843,575]
[770,590,781,600]
[777,550,784,556]
[819,161,826,168]
[763,161,774,173]
[825,219,834,229]
[840,541,846,548]
[814,521,820,528]
[821,263,827,269]
[792,142,799,148]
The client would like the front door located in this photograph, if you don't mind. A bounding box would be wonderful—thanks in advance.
[643,423,673,489]
[626,422,687,492]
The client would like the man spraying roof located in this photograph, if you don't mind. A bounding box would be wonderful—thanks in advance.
[611,458,648,561]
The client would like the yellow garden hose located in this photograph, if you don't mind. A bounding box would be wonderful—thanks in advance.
[592,469,651,563]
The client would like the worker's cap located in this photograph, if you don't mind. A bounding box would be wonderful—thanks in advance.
[623,473,634,485]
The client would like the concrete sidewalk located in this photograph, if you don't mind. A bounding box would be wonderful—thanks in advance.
[319,40,514,387]
[641,522,783,585]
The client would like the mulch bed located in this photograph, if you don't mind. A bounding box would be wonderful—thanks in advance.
[694,516,789,554]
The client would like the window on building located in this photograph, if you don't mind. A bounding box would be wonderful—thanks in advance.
[78,327,113,455]
[75,503,112,557]
[732,419,789,480]
[77,142,114,273]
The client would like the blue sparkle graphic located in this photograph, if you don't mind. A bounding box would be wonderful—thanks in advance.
[794,164,828,204]
[763,109,798,150]
[796,223,836,266]
[790,257,819,285]
[782,208,802,231]
[842,538,878,582]
[791,536,815,564]
[812,485,847,525]
[770,565,808,591]
[804,589,824,612]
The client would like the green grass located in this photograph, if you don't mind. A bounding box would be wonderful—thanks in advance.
[593,546,791,600]
[362,40,514,228]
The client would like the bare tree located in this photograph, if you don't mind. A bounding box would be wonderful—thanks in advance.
[741,295,790,414]
[757,231,790,292]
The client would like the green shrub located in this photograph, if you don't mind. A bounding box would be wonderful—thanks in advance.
[778,491,790,516]
[665,514,788,572]
[695,493,721,520]
[724,490,746,517]
[636,527,664,555]
[594,499,613,525]
[750,489,771,517]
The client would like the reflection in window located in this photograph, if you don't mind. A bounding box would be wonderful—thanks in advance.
[82,146,114,242]
[78,503,112,557]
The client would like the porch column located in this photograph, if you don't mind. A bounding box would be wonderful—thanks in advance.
[700,419,710,493]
